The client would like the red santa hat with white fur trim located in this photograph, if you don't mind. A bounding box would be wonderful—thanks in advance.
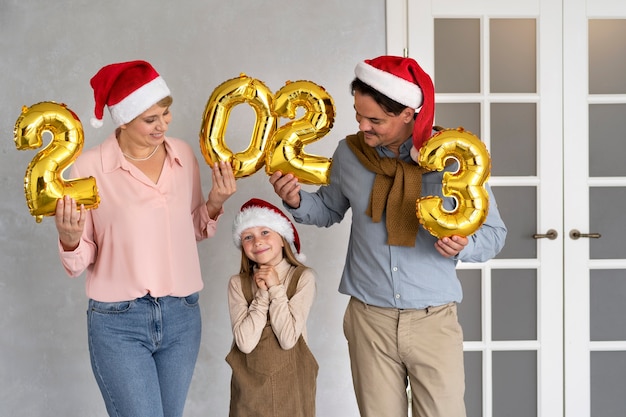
[354,55,435,155]
[233,198,306,263]
[89,60,171,128]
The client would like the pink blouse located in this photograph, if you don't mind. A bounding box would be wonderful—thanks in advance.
[59,134,219,302]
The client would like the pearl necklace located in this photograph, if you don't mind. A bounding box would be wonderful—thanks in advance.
[122,144,160,161]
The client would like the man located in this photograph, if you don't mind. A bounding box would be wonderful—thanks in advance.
[269,55,506,417]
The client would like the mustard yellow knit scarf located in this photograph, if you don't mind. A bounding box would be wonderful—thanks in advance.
[346,133,425,247]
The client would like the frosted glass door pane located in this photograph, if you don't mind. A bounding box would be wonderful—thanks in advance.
[434,103,481,136]
[458,270,482,341]
[435,19,480,93]
[589,187,626,259]
[589,104,626,177]
[492,269,537,341]
[591,352,626,416]
[493,351,537,417]
[491,186,537,259]
[590,269,626,341]
[490,19,536,93]
[491,103,537,176]
[464,351,482,417]
[589,20,626,94]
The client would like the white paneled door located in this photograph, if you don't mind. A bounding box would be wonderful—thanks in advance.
[563,1,626,417]
[387,0,626,416]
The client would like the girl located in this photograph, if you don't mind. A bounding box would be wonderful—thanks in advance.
[226,198,318,417]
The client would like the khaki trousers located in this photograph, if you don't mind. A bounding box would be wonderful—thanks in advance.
[343,297,466,417]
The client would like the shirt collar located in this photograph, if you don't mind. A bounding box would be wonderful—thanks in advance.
[376,135,414,161]
[100,133,183,173]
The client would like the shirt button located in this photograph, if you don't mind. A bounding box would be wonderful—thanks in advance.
[392,267,398,272]
[395,294,401,299]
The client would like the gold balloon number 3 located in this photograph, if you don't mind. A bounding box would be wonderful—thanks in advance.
[416,127,491,238]
[14,102,100,223]
[200,74,335,185]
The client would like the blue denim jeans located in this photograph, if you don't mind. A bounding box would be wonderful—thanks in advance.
[87,293,201,417]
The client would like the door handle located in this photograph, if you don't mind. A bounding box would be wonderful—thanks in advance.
[569,229,601,240]
[532,229,558,240]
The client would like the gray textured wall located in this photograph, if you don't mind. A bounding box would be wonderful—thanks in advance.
[0,1,385,415]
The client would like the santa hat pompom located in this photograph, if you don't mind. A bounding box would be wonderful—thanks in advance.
[355,55,435,154]
[90,117,103,129]
[233,198,305,262]
[89,60,171,128]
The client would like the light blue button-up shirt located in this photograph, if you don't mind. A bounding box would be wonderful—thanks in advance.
[287,134,507,309]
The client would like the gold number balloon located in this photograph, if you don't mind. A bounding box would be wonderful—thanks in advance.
[416,127,490,238]
[200,74,276,178]
[200,76,335,184]
[265,80,334,185]
[14,101,100,223]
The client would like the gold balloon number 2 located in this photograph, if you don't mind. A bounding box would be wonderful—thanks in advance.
[199,76,490,237]
[199,74,335,185]
[13,102,100,223]
[12,88,487,238]
[416,127,491,238]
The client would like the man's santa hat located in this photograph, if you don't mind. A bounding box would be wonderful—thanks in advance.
[89,60,171,128]
[233,198,305,263]
[354,55,435,153]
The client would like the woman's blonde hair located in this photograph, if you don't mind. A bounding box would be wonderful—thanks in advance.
[158,96,173,107]
[116,95,173,136]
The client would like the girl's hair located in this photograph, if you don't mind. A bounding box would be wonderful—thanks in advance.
[239,236,306,276]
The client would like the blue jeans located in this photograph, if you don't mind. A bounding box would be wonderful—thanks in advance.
[87,293,201,417]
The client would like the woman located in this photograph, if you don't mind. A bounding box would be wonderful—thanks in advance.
[54,60,236,417]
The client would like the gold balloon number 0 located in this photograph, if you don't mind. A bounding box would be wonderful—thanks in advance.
[14,102,100,223]
[416,128,491,238]
[200,74,335,185]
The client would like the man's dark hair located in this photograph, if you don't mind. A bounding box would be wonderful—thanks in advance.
[350,78,409,116]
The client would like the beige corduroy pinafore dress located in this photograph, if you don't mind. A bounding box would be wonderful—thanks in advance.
[226,266,319,417]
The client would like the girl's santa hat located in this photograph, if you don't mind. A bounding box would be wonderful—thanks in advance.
[233,198,305,263]
[354,55,435,154]
[89,60,171,128]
